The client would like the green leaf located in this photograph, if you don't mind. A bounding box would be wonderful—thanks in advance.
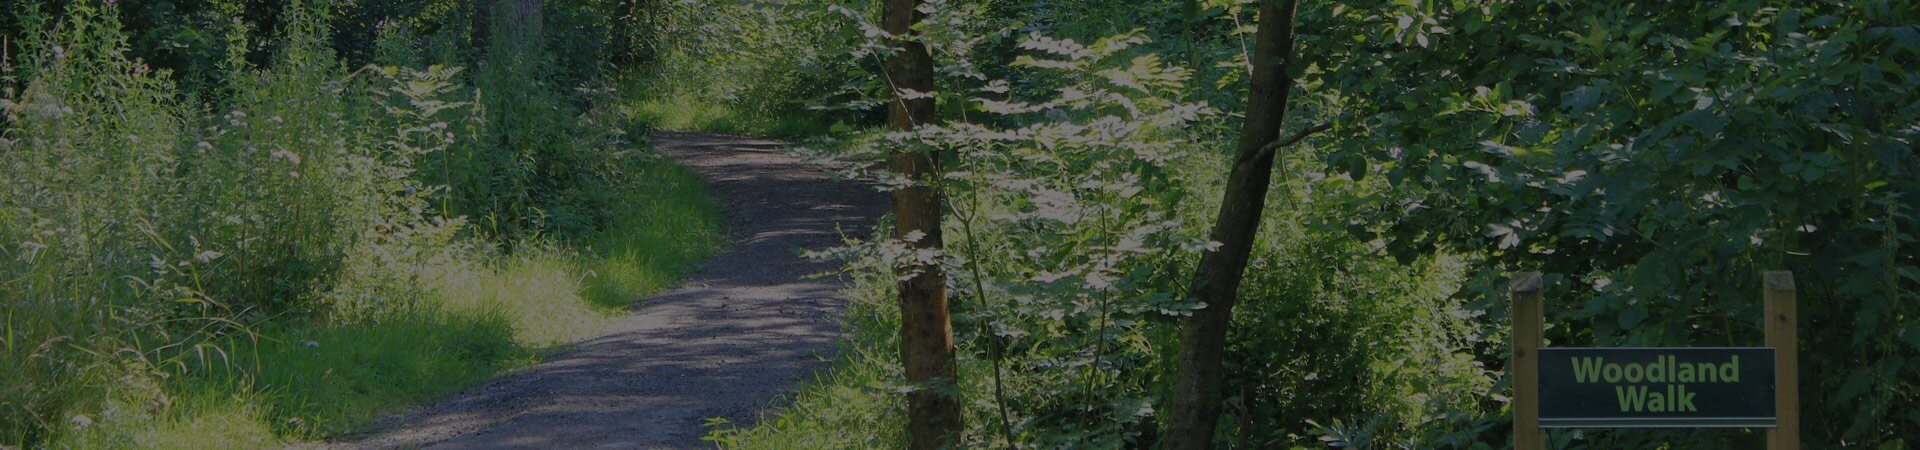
[1617,304,1647,329]
[1834,370,1873,403]
[1675,109,1724,136]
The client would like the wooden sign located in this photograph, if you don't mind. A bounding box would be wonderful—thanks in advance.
[1538,347,1775,428]
[1509,271,1799,449]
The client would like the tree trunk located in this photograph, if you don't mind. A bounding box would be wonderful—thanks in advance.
[470,0,492,52]
[1182,0,1201,80]
[880,0,963,448]
[507,0,541,34]
[1163,1,1299,448]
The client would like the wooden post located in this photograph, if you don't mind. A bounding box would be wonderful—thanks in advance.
[1764,271,1799,450]
[1510,272,1544,449]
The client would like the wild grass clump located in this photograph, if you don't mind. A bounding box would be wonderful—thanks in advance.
[623,89,837,139]
[1,3,206,443]
[0,1,722,447]
[181,311,530,439]
[426,160,723,346]
[577,159,724,309]
[702,254,907,448]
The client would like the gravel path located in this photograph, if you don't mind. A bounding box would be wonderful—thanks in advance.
[335,131,886,449]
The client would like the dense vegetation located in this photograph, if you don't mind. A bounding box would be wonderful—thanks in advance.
[2,0,719,447]
[662,0,1919,448]
[5,0,1917,448]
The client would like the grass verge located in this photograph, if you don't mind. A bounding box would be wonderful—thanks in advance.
[625,93,837,139]
[50,156,723,448]
[699,255,909,449]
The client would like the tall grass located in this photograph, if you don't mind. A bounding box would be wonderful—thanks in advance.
[700,255,907,448]
[1,3,203,443]
[52,156,719,447]
[623,89,836,139]
[577,160,724,310]
[0,1,722,447]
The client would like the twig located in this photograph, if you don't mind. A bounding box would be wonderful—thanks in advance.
[1251,105,1407,161]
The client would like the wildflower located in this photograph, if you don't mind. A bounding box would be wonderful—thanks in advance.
[271,148,303,165]
[27,95,68,120]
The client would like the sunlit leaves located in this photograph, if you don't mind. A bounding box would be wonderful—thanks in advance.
[803,19,1227,443]
[1305,0,1920,443]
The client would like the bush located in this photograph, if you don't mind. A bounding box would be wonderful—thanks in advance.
[0,1,721,446]
[629,0,872,137]
[1,3,200,442]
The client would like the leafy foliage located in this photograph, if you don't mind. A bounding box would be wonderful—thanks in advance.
[0,0,719,446]
[1288,1,1920,444]
[701,0,1918,448]
[7,0,1915,447]
[751,4,1488,445]
[632,0,875,136]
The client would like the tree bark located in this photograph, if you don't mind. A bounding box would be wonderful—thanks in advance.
[1182,0,1201,81]
[881,0,963,448]
[476,0,541,52]
[470,0,493,52]
[1164,1,1299,448]
[507,0,542,36]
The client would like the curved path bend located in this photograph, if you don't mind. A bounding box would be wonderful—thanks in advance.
[338,131,885,449]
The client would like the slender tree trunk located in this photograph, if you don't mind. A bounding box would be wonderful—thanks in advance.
[880,0,963,448]
[470,0,493,52]
[1182,0,1201,79]
[507,0,542,39]
[471,0,541,54]
[1164,1,1299,448]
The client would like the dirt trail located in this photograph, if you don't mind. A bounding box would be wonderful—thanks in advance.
[335,131,886,449]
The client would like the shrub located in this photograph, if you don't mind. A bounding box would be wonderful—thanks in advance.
[0,1,676,445]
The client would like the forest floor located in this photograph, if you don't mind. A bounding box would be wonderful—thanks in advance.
[326,131,886,449]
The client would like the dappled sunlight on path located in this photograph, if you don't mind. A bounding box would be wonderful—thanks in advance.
[334,131,886,449]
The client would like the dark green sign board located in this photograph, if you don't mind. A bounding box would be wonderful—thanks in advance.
[1538,347,1775,428]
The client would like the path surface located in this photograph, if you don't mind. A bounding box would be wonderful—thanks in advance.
[337,131,886,449]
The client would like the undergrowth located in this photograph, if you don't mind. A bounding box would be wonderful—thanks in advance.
[693,6,1485,448]
[55,158,719,447]
[1,1,722,447]
[620,0,869,139]
[702,249,907,448]
[624,91,834,139]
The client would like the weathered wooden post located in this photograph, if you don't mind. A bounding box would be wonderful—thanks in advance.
[1511,272,1544,449]
[1764,271,1799,450]
[1518,270,1793,443]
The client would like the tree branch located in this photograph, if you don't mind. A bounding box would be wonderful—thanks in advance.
[1252,104,1407,161]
